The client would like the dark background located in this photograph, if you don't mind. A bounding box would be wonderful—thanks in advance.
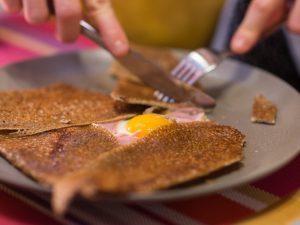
[226,0,300,91]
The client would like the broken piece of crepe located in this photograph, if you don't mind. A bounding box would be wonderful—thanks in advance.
[53,122,245,214]
[251,94,277,125]
[111,79,173,108]
[111,78,213,109]
[0,84,136,136]
[110,44,179,83]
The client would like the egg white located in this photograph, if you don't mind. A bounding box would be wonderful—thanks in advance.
[115,120,137,137]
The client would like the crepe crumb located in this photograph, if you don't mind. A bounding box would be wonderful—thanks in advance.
[251,94,277,125]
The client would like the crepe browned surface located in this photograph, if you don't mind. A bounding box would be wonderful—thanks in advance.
[111,79,174,108]
[111,78,214,108]
[0,126,119,184]
[110,44,178,83]
[53,122,245,213]
[251,94,277,124]
[0,83,135,136]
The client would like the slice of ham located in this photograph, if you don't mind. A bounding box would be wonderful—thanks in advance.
[165,106,207,123]
[94,121,138,145]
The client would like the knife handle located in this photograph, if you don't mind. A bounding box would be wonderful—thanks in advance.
[79,20,108,51]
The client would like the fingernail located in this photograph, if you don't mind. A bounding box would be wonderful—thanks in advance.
[234,36,248,50]
[112,40,128,56]
[231,33,252,53]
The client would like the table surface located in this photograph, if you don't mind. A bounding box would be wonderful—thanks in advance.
[0,14,299,225]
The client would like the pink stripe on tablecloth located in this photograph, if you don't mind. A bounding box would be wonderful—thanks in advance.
[23,19,97,49]
[0,42,38,66]
[253,154,300,197]
[0,14,97,51]
[34,21,97,49]
[0,190,61,225]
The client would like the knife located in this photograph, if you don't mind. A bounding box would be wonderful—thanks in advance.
[80,21,215,107]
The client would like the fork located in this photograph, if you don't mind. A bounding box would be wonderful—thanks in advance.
[154,49,231,103]
[155,19,287,103]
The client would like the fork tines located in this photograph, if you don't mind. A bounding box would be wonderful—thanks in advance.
[155,49,218,103]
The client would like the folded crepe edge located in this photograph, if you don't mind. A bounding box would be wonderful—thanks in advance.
[52,154,243,215]
[0,114,136,138]
[51,122,245,214]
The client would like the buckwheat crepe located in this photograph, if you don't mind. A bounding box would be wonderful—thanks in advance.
[251,94,277,124]
[110,44,179,83]
[53,122,245,214]
[0,84,135,136]
[111,79,173,108]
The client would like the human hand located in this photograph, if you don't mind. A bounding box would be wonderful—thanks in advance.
[231,0,299,54]
[0,0,129,56]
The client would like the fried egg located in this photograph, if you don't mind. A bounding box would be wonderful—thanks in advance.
[95,106,207,145]
[118,114,173,138]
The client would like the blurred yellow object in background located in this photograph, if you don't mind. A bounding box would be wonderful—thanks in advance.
[112,0,224,49]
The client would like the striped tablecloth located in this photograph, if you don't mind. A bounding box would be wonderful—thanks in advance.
[0,14,300,225]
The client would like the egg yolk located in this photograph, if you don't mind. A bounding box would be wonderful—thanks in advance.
[127,114,173,138]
